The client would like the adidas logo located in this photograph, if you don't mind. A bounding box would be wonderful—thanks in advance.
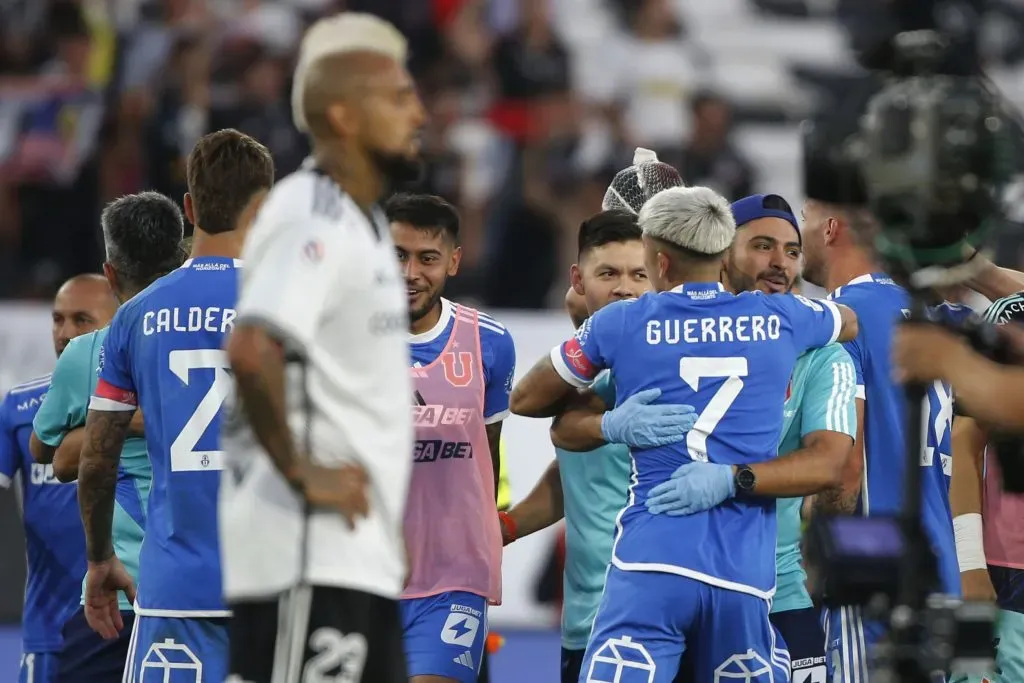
[453,651,475,669]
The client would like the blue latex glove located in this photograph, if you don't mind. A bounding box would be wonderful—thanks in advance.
[645,462,736,515]
[599,388,697,448]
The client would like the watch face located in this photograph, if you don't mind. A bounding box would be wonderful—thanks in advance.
[738,467,756,490]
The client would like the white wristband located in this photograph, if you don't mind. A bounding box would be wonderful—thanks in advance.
[953,513,987,572]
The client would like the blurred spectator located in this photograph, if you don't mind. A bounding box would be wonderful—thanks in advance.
[143,34,212,219]
[661,91,755,201]
[210,48,308,177]
[0,1,112,296]
[585,0,704,150]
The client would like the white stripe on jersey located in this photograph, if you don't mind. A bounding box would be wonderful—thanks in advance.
[477,312,507,335]
[9,375,52,394]
[826,361,856,435]
[89,396,136,412]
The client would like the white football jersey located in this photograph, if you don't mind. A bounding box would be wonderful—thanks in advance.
[220,161,413,601]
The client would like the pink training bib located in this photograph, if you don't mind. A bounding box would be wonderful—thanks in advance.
[983,445,1024,569]
[403,305,502,604]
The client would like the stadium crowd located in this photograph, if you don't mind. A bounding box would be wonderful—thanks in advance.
[0,0,759,306]
[4,4,1024,683]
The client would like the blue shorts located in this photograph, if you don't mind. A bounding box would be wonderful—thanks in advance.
[770,607,827,681]
[823,605,885,683]
[56,607,135,683]
[400,591,488,683]
[19,653,59,683]
[122,614,228,683]
[581,566,790,683]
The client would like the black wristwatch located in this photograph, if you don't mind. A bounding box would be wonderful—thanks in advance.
[734,465,756,497]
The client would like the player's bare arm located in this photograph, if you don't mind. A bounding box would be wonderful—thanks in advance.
[28,432,56,464]
[485,422,502,499]
[509,356,577,418]
[965,250,1024,301]
[745,428,852,497]
[813,400,864,515]
[42,410,140,483]
[228,322,369,526]
[79,409,132,561]
[549,390,611,452]
[896,324,1024,429]
[227,323,298,480]
[950,415,996,601]
[835,303,858,342]
[53,427,85,482]
[501,460,564,545]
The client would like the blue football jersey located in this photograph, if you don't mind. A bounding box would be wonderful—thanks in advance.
[550,282,843,597]
[0,376,85,653]
[91,257,240,615]
[408,299,516,422]
[829,274,963,596]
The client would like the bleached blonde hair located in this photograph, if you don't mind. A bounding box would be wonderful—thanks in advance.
[291,13,408,133]
[639,186,736,255]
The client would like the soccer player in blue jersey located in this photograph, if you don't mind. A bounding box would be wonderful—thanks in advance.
[74,129,273,683]
[511,186,858,683]
[549,194,859,683]
[801,198,970,681]
[29,194,187,683]
[0,275,118,683]
[385,192,515,683]
[502,209,703,683]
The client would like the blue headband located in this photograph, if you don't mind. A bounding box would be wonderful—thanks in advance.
[730,194,801,245]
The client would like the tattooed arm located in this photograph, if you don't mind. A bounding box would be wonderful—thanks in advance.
[226,322,300,484]
[813,398,865,515]
[78,409,132,561]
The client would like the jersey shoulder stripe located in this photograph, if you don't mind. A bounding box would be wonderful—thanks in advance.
[9,374,52,394]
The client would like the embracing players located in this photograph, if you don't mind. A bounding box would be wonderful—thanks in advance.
[1,275,116,683]
[512,185,857,682]
[385,192,515,683]
[501,148,691,683]
[74,129,273,683]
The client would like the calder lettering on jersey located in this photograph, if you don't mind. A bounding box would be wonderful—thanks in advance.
[441,351,474,388]
[413,405,474,428]
[414,440,474,462]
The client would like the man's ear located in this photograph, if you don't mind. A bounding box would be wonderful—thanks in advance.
[102,262,119,294]
[570,264,584,295]
[447,245,463,277]
[183,193,196,227]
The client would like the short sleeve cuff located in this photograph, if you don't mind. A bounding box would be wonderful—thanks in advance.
[484,409,510,425]
[856,385,866,400]
[0,472,10,489]
[822,299,842,344]
[549,345,592,389]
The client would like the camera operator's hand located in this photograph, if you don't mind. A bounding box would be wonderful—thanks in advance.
[961,568,996,602]
[893,323,971,383]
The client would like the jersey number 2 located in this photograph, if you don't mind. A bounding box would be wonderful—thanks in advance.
[169,349,233,472]
[679,357,748,462]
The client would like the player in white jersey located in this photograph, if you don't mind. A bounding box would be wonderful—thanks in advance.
[220,12,424,683]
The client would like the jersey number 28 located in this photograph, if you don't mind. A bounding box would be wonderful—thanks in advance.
[679,357,749,462]
[169,349,233,472]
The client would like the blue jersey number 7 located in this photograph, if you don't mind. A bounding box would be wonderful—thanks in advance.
[678,356,749,462]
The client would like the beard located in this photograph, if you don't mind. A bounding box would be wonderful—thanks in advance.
[370,148,424,188]
[408,287,444,325]
[725,259,792,294]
